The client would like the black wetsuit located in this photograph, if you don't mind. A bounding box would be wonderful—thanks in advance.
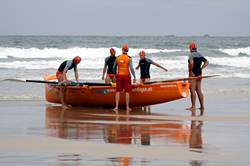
[58,60,76,72]
[105,56,116,74]
[188,52,207,76]
[139,58,155,79]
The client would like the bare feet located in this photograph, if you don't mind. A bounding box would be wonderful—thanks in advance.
[186,106,196,111]
[199,107,204,116]
[67,104,72,108]
[126,107,132,115]
[199,107,205,110]
[113,107,118,114]
[62,105,70,110]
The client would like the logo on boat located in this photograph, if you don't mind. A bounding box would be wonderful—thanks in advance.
[132,87,152,93]
[95,89,109,94]
[95,89,116,94]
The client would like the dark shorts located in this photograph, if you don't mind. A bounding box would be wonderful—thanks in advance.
[116,75,132,92]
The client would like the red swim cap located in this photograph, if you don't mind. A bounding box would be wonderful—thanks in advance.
[189,42,197,50]
[73,56,81,64]
[122,44,129,52]
[110,48,116,55]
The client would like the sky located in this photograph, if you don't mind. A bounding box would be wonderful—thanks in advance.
[0,0,249,36]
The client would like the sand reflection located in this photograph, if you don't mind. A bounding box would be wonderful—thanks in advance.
[45,106,204,149]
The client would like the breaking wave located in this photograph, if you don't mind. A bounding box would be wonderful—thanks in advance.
[218,47,250,56]
[0,47,182,59]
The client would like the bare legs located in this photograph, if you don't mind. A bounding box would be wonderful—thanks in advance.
[113,92,120,114]
[196,80,204,110]
[59,86,71,110]
[58,76,71,109]
[113,92,131,114]
[125,92,132,113]
[105,75,116,84]
[141,78,150,113]
[187,79,205,112]
[189,80,197,110]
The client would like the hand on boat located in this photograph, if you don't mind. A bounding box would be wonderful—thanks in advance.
[58,80,72,85]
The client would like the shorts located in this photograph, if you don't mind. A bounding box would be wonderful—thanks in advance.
[116,75,132,92]
[140,77,150,83]
[56,71,63,80]
[196,75,202,81]
[106,74,115,82]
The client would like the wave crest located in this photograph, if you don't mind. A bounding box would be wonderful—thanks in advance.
[0,47,182,59]
[219,47,250,56]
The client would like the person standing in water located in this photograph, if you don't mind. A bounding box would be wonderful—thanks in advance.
[102,48,116,83]
[187,42,209,111]
[56,56,81,109]
[136,50,168,83]
[113,44,136,114]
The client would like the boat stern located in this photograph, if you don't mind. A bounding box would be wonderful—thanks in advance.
[177,81,190,98]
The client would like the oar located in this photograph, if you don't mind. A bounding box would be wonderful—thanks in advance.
[26,80,112,86]
[144,75,220,84]
[26,80,58,84]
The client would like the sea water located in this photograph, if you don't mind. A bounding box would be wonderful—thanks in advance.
[0,35,250,100]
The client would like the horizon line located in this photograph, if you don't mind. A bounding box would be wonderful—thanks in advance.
[0,34,250,38]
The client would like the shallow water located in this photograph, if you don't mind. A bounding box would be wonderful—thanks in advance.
[0,36,250,165]
[0,99,250,165]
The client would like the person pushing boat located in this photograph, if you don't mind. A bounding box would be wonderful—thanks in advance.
[187,42,209,111]
[102,48,116,83]
[113,44,136,114]
[56,56,81,108]
[136,50,168,83]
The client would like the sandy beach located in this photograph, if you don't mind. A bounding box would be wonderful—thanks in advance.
[1,0,250,164]
[0,78,249,165]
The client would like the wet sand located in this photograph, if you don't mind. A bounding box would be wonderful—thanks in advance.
[0,78,250,165]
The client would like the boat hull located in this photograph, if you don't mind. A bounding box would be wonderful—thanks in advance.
[44,75,190,107]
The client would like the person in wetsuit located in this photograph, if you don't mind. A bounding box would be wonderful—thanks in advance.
[136,50,168,83]
[187,42,209,111]
[102,48,116,83]
[56,56,81,109]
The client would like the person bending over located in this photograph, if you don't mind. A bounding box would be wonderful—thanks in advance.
[56,56,81,109]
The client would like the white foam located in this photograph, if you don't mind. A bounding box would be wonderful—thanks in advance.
[209,57,250,68]
[1,47,250,79]
[218,47,250,56]
[1,55,249,71]
[0,47,182,59]
[0,58,189,70]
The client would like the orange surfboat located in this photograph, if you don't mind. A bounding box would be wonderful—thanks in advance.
[44,75,190,107]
